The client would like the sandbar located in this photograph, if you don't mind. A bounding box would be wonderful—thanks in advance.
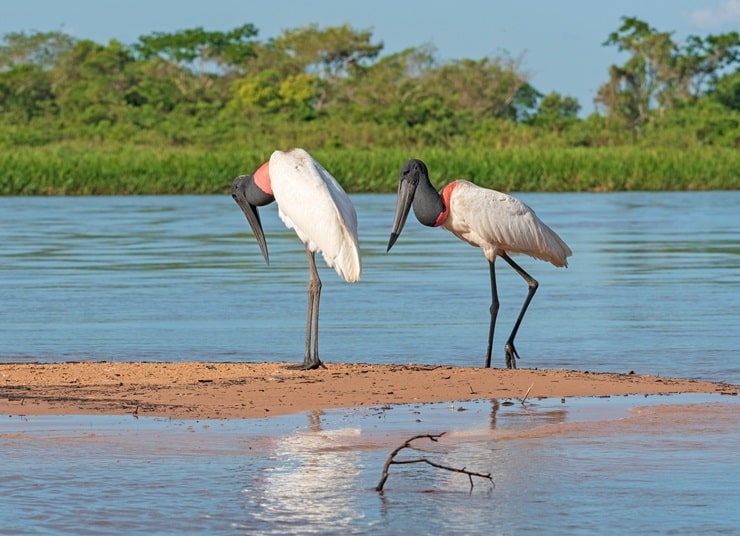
[1,362,737,420]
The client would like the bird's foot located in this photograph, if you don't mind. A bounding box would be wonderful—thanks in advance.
[286,359,326,371]
[504,343,520,369]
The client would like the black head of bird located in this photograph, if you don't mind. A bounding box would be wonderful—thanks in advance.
[231,173,273,265]
[388,158,445,252]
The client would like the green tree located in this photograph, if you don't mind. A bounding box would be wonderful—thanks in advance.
[512,82,544,122]
[0,30,75,69]
[426,56,529,120]
[0,64,55,120]
[678,32,739,100]
[123,58,190,112]
[51,39,136,124]
[709,69,740,110]
[135,24,258,71]
[229,40,321,117]
[273,23,383,109]
[597,17,740,137]
[596,17,674,135]
[335,45,437,124]
[529,91,580,132]
[0,30,74,122]
[231,68,321,117]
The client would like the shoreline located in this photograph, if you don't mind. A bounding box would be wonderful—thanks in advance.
[1,362,737,420]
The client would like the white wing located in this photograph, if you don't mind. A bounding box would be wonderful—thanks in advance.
[443,180,572,267]
[269,149,362,282]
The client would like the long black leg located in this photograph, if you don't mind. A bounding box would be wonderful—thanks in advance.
[288,249,324,370]
[308,250,322,366]
[501,252,538,369]
[485,259,499,368]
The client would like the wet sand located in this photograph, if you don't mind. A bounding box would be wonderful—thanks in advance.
[1,362,737,420]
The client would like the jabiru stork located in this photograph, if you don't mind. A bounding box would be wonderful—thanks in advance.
[387,159,571,369]
[231,148,361,370]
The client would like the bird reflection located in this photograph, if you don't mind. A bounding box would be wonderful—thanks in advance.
[242,411,364,530]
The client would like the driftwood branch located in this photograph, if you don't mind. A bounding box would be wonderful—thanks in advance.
[375,432,494,492]
[521,382,534,405]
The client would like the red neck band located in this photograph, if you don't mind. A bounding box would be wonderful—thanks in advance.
[253,161,272,195]
[434,181,458,226]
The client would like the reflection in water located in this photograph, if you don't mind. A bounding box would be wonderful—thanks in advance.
[0,397,738,534]
[241,411,366,532]
[490,398,500,429]
[489,398,568,432]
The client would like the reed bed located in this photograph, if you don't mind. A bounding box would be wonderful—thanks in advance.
[1,145,738,195]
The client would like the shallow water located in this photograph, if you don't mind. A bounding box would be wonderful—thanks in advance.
[1,192,739,383]
[1,395,738,535]
[1,192,739,534]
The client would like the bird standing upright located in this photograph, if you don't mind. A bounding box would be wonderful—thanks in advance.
[231,148,361,370]
[387,159,571,369]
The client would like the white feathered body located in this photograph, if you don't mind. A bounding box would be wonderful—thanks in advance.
[269,149,362,282]
[442,180,572,267]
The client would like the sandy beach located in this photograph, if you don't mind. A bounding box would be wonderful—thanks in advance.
[1,361,737,420]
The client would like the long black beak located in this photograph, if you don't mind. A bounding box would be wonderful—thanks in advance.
[387,178,416,252]
[231,175,269,265]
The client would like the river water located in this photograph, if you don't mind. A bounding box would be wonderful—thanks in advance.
[1,192,739,534]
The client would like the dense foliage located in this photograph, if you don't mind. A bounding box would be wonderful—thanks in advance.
[1,17,738,194]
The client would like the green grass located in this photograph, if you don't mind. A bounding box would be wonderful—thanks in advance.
[2,145,738,195]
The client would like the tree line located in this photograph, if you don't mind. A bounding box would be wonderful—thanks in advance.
[0,16,738,151]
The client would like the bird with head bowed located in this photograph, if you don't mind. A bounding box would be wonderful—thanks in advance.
[231,148,361,370]
[387,158,572,369]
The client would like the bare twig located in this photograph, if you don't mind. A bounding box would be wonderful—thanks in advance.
[375,432,494,492]
[521,382,534,405]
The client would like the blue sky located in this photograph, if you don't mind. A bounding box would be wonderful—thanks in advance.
[3,0,739,115]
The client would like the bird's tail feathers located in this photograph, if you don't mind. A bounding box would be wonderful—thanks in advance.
[326,234,362,282]
[541,230,572,267]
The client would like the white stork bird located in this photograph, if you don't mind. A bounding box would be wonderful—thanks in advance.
[387,159,571,369]
[231,148,361,370]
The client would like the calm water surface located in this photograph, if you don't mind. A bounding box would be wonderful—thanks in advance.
[1,192,739,534]
[1,396,738,535]
[1,192,739,381]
